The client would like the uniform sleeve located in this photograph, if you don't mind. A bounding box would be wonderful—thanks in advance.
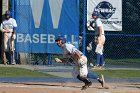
[71,47,78,54]
[63,46,71,59]
[96,19,102,27]
[12,19,17,27]
[65,44,73,54]
[0,23,3,29]
[65,43,80,55]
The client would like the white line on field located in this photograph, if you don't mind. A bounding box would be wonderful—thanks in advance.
[0,85,77,89]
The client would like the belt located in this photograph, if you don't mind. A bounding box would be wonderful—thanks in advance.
[4,32,13,33]
[95,34,105,36]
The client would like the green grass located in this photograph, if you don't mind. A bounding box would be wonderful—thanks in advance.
[0,67,140,79]
[88,58,140,66]
[84,59,139,66]
[0,67,56,78]
[105,58,140,65]
[93,70,140,78]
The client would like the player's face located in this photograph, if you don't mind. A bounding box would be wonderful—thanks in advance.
[56,40,63,47]
[5,14,10,20]
[93,16,97,20]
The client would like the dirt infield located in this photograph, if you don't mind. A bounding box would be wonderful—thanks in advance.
[0,82,140,93]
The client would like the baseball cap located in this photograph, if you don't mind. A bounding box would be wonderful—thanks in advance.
[55,36,64,41]
[5,10,11,16]
[92,11,99,17]
[55,36,66,43]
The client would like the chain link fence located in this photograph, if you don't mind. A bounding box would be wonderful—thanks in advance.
[84,0,140,68]
[86,33,140,67]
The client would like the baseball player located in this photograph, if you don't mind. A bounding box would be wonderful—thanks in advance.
[0,10,17,65]
[91,11,106,68]
[55,36,104,90]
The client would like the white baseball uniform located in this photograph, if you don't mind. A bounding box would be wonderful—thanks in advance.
[93,18,105,55]
[63,43,88,78]
[0,18,17,51]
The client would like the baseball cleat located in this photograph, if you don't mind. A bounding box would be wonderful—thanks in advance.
[101,74,105,87]
[81,85,87,90]
[86,81,92,87]
[81,82,92,90]
[98,74,105,87]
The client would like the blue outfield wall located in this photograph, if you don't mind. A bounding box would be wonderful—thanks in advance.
[15,0,79,53]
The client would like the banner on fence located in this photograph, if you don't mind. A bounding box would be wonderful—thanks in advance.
[87,0,122,31]
[15,0,79,53]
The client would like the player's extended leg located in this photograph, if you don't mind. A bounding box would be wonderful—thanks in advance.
[78,57,93,90]
[95,44,104,67]
[79,65,92,90]
[99,36,105,67]
[95,35,105,67]
[72,65,91,90]
[11,51,15,65]
[10,37,15,65]
[87,72,105,87]
[1,50,7,65]
[2,33,9,65]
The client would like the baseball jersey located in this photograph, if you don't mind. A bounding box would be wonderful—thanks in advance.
[1,18,17,32]
[94,18,104,36]
[63,43,83,58]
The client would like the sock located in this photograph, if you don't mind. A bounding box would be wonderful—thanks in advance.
[100,54,105,66]
[87,72,99,79]
[98,78,102,83]
[96,54,101,66]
